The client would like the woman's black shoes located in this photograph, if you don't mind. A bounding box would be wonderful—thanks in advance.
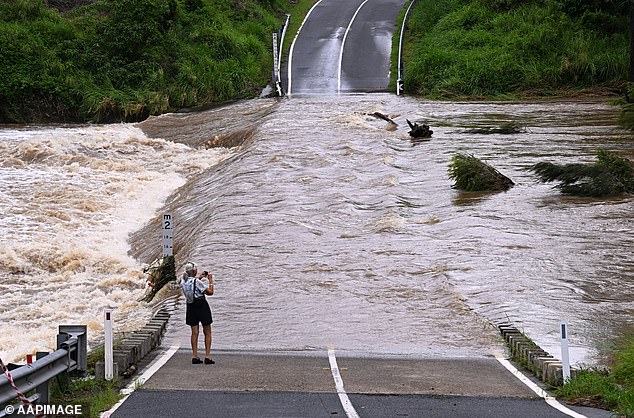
[192,357,214,364]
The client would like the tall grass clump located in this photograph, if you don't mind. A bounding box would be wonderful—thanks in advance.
[0,0,307,123]
[399,0,628,98]
[448,153,514,191]
[530,149,634,196]
[557,335,634,417]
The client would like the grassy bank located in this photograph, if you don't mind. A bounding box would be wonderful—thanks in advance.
[0,0,310,123]
[399,0,629,99]
[556,335,634,417]
[48,346,120,418]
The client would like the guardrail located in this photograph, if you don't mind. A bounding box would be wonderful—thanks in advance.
[273,14,291,96]
[397,0,417,96]
[0,325,87,416]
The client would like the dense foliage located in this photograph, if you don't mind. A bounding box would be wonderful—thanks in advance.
[530,149,634,196]
[0,0,290,122]
[448,153,515,191]
[400,0,629,98]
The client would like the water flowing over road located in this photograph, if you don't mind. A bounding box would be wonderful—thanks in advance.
[129,94,634,364]
[2,95,632,364]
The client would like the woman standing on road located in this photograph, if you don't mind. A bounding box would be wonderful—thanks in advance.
[181,262,215,364]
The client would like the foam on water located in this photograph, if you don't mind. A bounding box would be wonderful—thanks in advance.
[0,124,233,362]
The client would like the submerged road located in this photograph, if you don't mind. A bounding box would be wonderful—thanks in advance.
[286,0,406,94]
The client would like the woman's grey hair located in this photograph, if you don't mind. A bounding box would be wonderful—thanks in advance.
[184,262,197,274]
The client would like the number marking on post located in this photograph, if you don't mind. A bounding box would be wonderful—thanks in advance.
[162,213,173,257]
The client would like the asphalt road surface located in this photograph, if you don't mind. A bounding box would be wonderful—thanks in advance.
[110,350,609,418]
[286,0,407,94]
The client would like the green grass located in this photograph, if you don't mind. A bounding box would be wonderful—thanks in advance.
[48,343,128,417]
[51,375,122,418]
[399,0,628,98]
[557,335,634,417]
[0,0,302,123]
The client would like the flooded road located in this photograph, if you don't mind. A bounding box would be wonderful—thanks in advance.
[2,94,632,364]
[135,94,633,363]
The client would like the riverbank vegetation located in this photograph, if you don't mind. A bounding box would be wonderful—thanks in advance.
[448,153,515,192]
[530,149,634,197]
[0,0,304,123]
[556,335,634,417]
[49,346,121,417]
[400,0,629,99]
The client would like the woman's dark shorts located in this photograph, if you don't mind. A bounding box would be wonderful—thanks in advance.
[186,298,213,326]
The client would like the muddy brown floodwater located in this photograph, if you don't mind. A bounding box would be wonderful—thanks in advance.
[131,94,634,364]
[2,94,632,365]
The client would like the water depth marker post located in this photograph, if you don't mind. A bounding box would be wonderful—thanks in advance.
[162,213,173,257]
[560,322,571,382]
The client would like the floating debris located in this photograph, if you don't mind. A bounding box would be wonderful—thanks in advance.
[529,149,634,197]
[406,119,433,139]
[367,112,398,131]
[463,123,526,135]
[448,153,514,192]
[140,256,176,302]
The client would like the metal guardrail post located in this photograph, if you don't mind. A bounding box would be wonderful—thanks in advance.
[397,0,417,96]
[35,352,50,404]
[57,325,87,374]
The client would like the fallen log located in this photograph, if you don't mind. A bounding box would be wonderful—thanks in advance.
[368,112,397,125]
[406,119,433,139]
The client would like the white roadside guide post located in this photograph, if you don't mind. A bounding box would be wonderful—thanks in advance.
[560,321,571,382]
[104,307,114,381]
[163,213,173,257]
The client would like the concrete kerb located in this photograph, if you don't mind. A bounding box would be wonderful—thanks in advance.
[496,323,574,387]
[119,337,150,359]
[123,333,154,355]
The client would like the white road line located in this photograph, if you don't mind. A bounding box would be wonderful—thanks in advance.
[337,0,370,94]
[495,355,587,418]
[100,345,181,418]
[287,0,326,96]
[328,349,360,418]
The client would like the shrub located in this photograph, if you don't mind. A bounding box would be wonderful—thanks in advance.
[448,153,515,191]
[530,149,634,196]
